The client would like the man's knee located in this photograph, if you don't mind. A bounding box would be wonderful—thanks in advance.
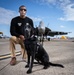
[10,36,17,41]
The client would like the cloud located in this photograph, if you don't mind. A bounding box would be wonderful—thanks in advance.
[32,0,71,6]
[32,0,74,21]
[0,7,18,25]
[33,0,71,7]
[32,0,58,6]
[30,16,42,22]
[60,25,65,28]
[59,4,74,21]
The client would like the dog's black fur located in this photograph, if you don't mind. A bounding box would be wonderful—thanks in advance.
[24,36,64,74]
[24,24,64,74]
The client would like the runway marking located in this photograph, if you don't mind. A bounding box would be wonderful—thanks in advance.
[0,62,9,71]
[0,51,21,60]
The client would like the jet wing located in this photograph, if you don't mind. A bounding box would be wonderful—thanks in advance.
[47,31,68,37]
[34,27,69,37]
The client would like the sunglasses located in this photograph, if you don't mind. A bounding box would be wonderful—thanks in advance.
[20,9,27,11]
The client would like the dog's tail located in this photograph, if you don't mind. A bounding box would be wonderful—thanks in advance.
[49,62,64,68]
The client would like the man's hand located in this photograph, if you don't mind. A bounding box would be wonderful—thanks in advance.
[19,35,25,40]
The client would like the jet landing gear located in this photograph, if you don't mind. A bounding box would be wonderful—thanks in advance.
[48,38,50,41]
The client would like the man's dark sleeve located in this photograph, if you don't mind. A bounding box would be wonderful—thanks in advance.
[30,19,34,28]
[10,19,20,37]
[29,19,35,34]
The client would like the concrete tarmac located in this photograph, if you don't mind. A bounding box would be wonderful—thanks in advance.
[0,38,74,75]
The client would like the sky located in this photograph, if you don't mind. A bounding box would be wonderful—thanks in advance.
[0,0,74,37]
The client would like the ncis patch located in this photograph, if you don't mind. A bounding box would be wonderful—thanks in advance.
[18,23,22,26]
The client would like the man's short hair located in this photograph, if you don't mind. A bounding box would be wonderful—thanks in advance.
[19,5,26,11]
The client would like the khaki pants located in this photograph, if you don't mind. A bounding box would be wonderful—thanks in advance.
[9,36,27,59]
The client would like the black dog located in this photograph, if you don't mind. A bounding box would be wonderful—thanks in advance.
[24,24,64,74]
[24,36,64,74]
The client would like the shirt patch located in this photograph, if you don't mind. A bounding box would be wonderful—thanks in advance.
[26,23,29,25]
[18,23,22,26]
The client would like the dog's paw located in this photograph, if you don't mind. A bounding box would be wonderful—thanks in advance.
[27,69,32,74]
[25,64,29,68]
